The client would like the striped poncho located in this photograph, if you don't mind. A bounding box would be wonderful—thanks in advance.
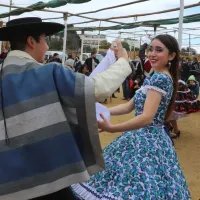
[0,55,104,200]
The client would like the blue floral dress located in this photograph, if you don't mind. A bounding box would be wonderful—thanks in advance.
[72,73,191,200]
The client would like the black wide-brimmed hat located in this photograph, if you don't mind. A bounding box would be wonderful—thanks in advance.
[0,17,65,41]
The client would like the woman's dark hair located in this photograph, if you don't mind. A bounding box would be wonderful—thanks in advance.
[78,64,87,73]
[68,54,73,59]
[153,34,180,121]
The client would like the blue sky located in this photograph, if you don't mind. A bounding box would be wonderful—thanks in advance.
[0,0,200,52]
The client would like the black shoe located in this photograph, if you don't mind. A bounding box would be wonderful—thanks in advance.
[176,131,181,137]
[169,125,173,132]
[171,131,181,139]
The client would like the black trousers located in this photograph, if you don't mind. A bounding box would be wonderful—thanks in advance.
[31,187,77,200]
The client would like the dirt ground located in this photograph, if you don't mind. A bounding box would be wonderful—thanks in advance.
[99,91,200,200]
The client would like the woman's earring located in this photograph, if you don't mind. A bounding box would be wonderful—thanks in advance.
[168,61,171,69]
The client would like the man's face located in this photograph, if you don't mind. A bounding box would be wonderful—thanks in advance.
[92,53,96,58]
[189,80,195,85]
[33,34,49,63]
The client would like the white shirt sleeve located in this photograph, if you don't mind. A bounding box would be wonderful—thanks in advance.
[93,58,132,102]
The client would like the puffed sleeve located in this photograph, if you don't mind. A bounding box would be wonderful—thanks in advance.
[146,73,171,96]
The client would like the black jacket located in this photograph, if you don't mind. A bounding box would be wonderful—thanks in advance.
[85,57,100,73]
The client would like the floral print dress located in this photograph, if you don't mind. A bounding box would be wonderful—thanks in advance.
[72,72,191,200]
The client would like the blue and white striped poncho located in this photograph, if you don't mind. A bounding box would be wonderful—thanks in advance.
[0,54,104,200]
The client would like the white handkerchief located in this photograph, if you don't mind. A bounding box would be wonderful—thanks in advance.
[90,49,116,78]
[89,49,116,122]
[96,103,110,121]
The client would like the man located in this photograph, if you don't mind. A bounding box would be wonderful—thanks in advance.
[48,53,62,63]
[0,17,131,200]
[74,56,82,72]
[85,50,100,73]
[65,54,74,69]
[190,57,200,83]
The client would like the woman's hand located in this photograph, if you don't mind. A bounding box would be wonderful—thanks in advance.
[97,113,114,133]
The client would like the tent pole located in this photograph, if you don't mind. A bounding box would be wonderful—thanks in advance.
[8,0,12,21]
[0,42,2,54]
[62,13,68,65]
[133,34,136,59]
[189,33,191,56]
[178,0,184,49]
[154,25,157,36]
[97,21,101,53]
[80,38,84,62]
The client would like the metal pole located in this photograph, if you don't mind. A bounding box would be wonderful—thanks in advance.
[8,0,12,21]
[154,25,157,36]
[189,34,191,56]
[62,13,68,65]
[97,21,101,53]
[178,0,184,49]
[0,42,2,54]
[133,34,136,59]
[80,38,84,62]
[118,32,122,40]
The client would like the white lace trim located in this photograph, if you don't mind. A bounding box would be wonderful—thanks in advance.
[145,86,167,96]
[72,184,121,200]
[178,80,187,85]
[173,111,187,114]
[175,100,198,103]
[72,184,101,200]
[170,112,188,120]
[177,89,191,93]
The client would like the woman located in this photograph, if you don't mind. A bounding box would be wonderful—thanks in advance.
[72,35,190,199]
[167,77,200,139]
[65,54,74,69]
[78,64,90,76]
[190,57,200,83]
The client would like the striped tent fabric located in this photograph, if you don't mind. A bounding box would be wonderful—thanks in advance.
[0,54,104,200]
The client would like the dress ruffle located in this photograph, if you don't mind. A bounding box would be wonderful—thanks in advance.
[72,183,119,200]
[174,80,200,114]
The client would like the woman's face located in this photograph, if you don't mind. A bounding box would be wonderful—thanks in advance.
[82,66,88,74]
[148,39,174,70]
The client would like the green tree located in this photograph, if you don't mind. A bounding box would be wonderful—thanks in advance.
[100,40,111,49]
[47,37,63,50]
[181,47,197,56]
[131,46,140,51]
[187,47,197,55]
[121,41,130,51]
[49,26,81,51]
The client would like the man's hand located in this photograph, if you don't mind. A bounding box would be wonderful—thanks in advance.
[110,40,129,60]
[117,40,129,60]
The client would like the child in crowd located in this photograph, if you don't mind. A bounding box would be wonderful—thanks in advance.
[187,75,199,99]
